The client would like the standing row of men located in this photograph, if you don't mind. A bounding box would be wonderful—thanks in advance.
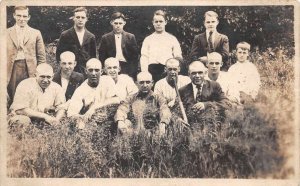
[7,6,261,134]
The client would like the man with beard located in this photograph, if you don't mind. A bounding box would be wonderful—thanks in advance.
[115,72,171,135]
[154,58,190,107]
[56,7,96,74]
[52,51,84,101]
[9,63,65,127]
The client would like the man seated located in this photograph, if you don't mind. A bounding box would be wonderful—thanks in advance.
[67,58,118,121]
[103,57,138,101]
[205,52,239,103]
[53,51,84,101]
[178,61,229,123]
[227,42,261,103]
[9,63,66,127]
[114,72,171,135]
[154,58,190,107]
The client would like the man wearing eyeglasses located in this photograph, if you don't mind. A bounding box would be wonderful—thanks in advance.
[7,6,46,104]
[154,58,190,107]
[56,7,96,74]
[9,63,65,127]
[67,58,118,123]
[115,72,171,135]
[98,12,139,79]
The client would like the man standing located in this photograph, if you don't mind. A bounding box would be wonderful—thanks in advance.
[178,61,228,119]
[9,63,65,127]
[7,6,46,102]
[98,12,139,79]
[154,58,190,107]
[190,11,229,69]
[56,7,96,74]
[52,51,84,101]
[140,10,182,83]
[115,72,171,135]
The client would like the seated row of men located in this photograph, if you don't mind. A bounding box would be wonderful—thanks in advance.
[8,41,260,135]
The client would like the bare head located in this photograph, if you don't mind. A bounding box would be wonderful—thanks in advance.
[236,42,251,63]
[86,58,102,87]
[35,63,54,89]
[165,58,181,83]
[137,72,153,94]
[104,57,120,81]
[204,11,219,32]
[188,61,207,85]
[207,52,223,75]
[60,51,76,75]
[13,6,30,27]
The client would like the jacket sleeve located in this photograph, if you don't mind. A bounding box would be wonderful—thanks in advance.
[56,32,66,64]
[98,36,107,65]
[220,35,230,62]
[36,30,46,64]
[190,35,201,62]
[90,35,97,58]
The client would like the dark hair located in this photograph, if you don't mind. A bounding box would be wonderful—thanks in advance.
[73,7,88,17]
[14,6,29,13]
[153,10,167,20]
[111,12,126,21]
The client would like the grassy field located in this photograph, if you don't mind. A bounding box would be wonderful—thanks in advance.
[6,45,295,178]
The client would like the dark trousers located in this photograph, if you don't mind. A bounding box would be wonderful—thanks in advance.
[119,61,137,81]
[7,59,29,104]
[148,63,166,84]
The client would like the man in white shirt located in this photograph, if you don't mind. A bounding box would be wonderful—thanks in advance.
[227,42,261,103]
[9,63,65,127]
[154,58,190,107]
[140,10,182,83]
[56,7,96,74]
[67,58,118,122]
[103,57,138,101]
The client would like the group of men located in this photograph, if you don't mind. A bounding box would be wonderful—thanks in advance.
[7,6,261,135]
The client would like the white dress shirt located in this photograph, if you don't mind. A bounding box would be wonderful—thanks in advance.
[115,34,126,62]
[75,29,85,46]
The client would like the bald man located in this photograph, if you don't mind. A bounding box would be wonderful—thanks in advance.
[103,57,138,101]
[9,63,66,127]
[53,51,84,101]
[178,61,228,118]
[154,58,190,107]
[115,72,171,135]
[67,58,118,120]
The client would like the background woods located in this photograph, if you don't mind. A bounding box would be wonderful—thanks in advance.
[6,6,295,59]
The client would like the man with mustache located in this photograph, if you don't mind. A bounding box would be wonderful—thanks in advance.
[56,7,96,74]
[154,58,190,107]
[52,51,84,101]
[9,63,65,127]
[190,11,229,70]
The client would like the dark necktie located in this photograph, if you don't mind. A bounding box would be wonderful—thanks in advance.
[196,84,203,102]
[208,31,214,53]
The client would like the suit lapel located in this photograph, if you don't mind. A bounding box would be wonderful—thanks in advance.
[186,83,195,103]
[70,27,81,47]
[201,32,208,48]
[121,31,126,50]
[214,32,221,50]
[82,30,91,46]
[53,71,62,85]
[23,27,30,45]
[9,26,18,48]
[109,32,116,54]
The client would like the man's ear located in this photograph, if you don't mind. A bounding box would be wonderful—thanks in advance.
[220,62,223,67]
[28,15,31,21]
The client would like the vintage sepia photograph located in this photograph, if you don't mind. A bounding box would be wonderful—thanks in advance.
[0,0,299,185]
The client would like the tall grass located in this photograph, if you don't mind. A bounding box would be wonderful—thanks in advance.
[7,45,295,178]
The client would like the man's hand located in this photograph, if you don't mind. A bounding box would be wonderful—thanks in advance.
[159,122,166,136]
[118,120,128,134]
[192,102,205,112]
[44,115,59,126]
[82,109,95,122]
[199,56,208,63]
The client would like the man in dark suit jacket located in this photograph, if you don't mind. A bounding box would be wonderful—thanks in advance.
[56,7,96,74]
[178,61,229,121]
[190,11,229,70]
[98,12,139,79]
[52,51,84,101]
